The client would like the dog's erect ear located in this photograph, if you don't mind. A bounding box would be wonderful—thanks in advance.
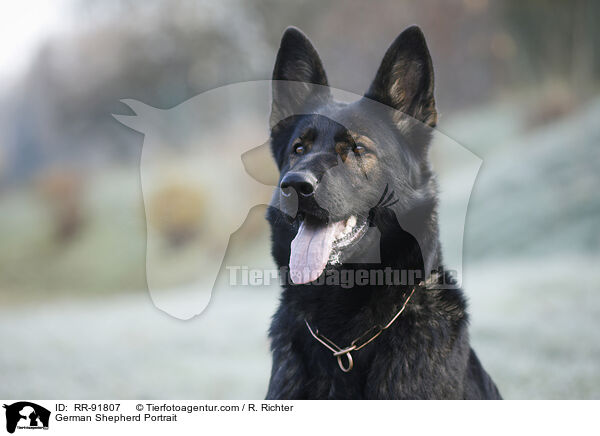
[271,27,330,127]
[365,26,437,127]
[272,27,328,85]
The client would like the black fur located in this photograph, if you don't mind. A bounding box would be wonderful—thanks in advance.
[265,26,501,399]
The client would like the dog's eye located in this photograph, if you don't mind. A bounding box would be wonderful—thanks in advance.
[352,144,366,154]
[293,143,305,155]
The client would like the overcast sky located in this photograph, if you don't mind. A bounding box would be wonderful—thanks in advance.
[0,0,72,85]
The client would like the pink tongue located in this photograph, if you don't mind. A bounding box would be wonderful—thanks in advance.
[289,220,345,284]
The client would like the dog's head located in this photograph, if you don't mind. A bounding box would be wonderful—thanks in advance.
[267,26,438,285]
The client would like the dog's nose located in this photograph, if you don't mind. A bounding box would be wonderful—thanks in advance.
[280,172,317,197]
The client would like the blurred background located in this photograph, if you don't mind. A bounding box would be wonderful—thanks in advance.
[0,0,599,399]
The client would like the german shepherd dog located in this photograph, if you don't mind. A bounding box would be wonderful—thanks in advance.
[265,25,501,399]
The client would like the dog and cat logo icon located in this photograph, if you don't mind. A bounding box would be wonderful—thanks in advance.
[3,402,50,433]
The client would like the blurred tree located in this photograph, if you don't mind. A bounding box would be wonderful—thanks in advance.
[500,0,599,94]
[3,0,272,185]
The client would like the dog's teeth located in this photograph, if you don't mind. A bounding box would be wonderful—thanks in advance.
[347,216,356,228]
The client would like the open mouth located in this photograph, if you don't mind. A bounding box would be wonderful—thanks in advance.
[289,214,368,284]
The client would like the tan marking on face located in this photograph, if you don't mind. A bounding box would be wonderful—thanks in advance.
[346,133,378,175]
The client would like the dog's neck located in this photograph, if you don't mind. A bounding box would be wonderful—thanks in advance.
[283,203,444,329]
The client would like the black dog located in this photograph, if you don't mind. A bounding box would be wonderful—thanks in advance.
[3,403,51,434]
[265,25,501,399]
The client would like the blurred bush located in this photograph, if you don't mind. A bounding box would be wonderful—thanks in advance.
[36,168,86,243]
[148,183,206,248]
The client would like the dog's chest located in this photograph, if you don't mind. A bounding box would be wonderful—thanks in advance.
[303,336,401,399]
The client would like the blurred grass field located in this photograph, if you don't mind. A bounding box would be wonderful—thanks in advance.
[1,256,597,399]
